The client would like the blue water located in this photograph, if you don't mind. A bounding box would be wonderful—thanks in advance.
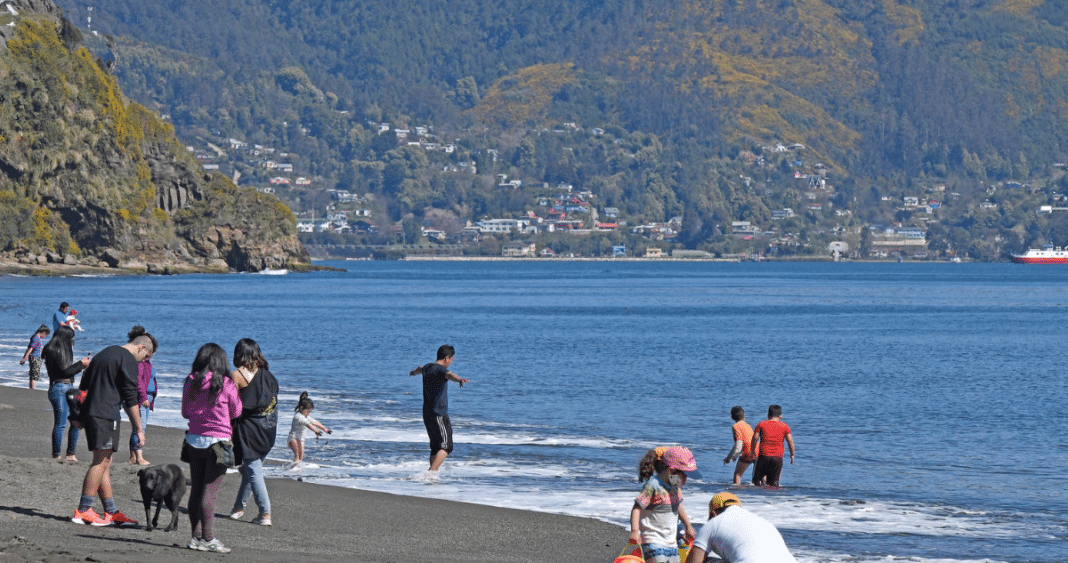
[1,261,1065,563]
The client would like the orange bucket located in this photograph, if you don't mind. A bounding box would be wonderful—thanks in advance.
[613,544,644,563]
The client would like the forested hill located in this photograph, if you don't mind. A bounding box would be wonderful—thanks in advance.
[0,1,311,272]
[50,0,1068,259]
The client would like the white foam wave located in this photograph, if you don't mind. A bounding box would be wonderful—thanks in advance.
[722,495,1032,541]
[457,429,631,448]
[792,549,1007,563]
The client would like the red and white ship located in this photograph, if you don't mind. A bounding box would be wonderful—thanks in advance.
[1011,244,1068,264]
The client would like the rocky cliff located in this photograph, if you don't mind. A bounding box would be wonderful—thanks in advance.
[0,0,311,273]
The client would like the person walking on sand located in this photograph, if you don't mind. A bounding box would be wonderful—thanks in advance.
[409,344,469,471]
[229,338,279,527]
[52,302,70,334]
[684,492,798,563]
[749,405,795,488]
[182,343,242,553]
[127,326,156,465]
[70,329,156,526]
[20,324,49,390]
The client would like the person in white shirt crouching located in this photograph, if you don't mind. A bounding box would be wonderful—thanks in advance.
[685,492,798,563]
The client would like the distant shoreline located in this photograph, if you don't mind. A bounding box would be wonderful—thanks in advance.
[396,255,747,262]
[0,260,135,277]
[0,258,331,277]
[0,254,975,276]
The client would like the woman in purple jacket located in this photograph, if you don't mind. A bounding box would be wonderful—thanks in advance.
[127,326,158,465]
[181,343,242,554]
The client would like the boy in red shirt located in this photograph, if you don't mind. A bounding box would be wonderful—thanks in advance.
[749,404,795,487]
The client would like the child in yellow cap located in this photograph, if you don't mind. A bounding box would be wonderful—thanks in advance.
[685,492,797,563]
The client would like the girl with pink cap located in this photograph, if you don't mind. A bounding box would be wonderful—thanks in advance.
[629,445,703,563]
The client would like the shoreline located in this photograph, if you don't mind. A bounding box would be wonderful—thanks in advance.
[0,385,623,563]
[0,255,977,276]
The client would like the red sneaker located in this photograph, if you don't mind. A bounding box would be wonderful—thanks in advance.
[104,510,139,527]
[72,508,108,526]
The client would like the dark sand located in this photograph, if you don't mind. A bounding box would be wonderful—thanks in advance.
[0,385,624,562]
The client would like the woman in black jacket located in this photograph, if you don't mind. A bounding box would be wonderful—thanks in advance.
[43,326,90,460]
[227,338,279,526]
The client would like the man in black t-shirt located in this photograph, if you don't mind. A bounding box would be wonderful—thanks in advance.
[409,344,469,471]
[71,333,155,526]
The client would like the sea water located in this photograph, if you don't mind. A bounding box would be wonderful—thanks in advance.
[0,261,1064,563]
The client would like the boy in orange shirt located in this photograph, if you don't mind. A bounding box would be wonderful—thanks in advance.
[749,404,795,487]
[722,406,756,485]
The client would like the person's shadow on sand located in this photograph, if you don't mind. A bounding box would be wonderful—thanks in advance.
[0,504,192,526]
[0,504,70,522]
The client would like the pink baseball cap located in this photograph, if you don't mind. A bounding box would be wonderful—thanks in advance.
[661,445,702,479]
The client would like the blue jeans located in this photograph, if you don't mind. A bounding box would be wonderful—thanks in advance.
[48,382,79,457]
[233,454,271,515]
[129,405,149,453]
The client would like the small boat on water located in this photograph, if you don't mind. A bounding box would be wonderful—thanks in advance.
[1011,244,1068,264]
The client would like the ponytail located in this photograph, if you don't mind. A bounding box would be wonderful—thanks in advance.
[295,391,314,412]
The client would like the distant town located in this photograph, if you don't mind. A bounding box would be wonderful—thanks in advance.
[184,122,1066,261]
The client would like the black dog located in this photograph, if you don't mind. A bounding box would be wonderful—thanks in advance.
[138,464,187,532]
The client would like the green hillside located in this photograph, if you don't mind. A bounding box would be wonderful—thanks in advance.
[0,7,311,272]
[47,0,1068,259]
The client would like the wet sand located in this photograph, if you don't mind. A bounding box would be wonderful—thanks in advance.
[0,385,623,562]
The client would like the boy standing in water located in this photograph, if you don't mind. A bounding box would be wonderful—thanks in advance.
[409,345,469,471]
[749,404,795,487]
[722,406,756,485]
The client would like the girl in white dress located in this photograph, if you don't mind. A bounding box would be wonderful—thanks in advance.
[287,391,330,465]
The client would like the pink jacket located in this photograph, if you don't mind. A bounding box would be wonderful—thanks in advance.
[181,372,242,438]
[136,361,155,407]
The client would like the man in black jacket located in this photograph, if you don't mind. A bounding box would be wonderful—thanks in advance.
[71,332,156,527]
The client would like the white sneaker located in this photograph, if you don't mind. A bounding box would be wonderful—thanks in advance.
[229,509,244,520]
[188,538,205,550]
[200,538,232,553]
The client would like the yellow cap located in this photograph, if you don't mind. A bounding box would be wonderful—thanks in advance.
[709,492,741,517]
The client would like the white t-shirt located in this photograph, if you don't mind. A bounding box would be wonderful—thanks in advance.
[288,412,319,442]
[692,506,797,563]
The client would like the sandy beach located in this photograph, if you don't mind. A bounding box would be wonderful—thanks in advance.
[0,385,623,563]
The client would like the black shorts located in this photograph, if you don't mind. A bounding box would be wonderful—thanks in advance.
[84,416,120,452]
[423,414,453,455]
[752,455,784,487]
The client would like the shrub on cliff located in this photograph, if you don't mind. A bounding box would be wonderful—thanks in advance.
[0,13,309,271]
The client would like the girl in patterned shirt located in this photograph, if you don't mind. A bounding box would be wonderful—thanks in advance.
[629,446,702,563]
[19,325,50,390]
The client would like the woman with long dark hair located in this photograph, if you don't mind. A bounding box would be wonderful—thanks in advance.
[181,343,242,553]
[228,338,279,526]
[42,325,90,460]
